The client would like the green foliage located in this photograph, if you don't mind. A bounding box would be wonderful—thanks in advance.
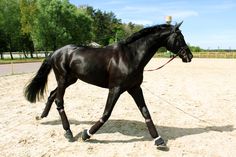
[188,44,202,52]
[32,0,92,50]
[0,1,143,59]
[82,6,143,46]
[2,0,211,60]
[157,47,167,52]
[0,0,22,59]
[83,6,121,45]
[116,22,143,42]
[19,0,37,34]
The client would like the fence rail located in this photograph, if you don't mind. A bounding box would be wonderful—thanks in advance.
[0,51,52,59]
[1,51,236,59]
[155,52,236,59]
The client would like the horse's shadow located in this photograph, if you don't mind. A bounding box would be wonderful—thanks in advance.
[41,119,235,144]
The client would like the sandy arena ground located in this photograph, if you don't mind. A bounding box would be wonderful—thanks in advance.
[0,58,236,157]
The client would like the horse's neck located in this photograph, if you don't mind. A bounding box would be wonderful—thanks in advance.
[128,35,164,69]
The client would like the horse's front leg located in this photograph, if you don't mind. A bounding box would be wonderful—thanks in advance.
[128,86,167,150]
[82,87,121,141]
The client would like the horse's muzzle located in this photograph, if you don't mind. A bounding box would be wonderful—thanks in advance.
[181,53,193,63]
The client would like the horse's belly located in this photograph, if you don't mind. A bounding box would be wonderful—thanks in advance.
[76,71,109,88]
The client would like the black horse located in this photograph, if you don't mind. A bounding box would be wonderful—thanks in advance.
[24,22,192,148]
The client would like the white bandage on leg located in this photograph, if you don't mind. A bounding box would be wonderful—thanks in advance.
[99,118,105,123]
[154,136,162,141]
[87,129,93,137]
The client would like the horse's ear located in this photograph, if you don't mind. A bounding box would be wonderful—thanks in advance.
[173,21,183,32]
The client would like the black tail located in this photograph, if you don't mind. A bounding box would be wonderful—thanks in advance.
[24,56,52,103]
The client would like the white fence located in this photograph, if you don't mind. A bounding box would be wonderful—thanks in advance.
[1,51,52,59]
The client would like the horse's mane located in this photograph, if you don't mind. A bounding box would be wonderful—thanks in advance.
[122,24,171,45]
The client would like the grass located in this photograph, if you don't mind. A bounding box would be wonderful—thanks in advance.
[0,58,44,64]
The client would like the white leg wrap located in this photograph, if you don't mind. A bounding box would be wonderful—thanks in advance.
[87,129,93,137]
[99,118,105,123]
[154,136,162,141]
[59,109,64,113]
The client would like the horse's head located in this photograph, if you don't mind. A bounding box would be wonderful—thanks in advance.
[166,22,193,62]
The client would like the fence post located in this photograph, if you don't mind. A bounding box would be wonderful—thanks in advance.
[11,62,14,75]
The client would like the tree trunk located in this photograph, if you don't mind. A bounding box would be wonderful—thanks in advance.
[9,51,14,60]
[35,51,38,58]
[44,50,48,58]
[30,51,34,58]
[23,51,28,58]
[9,38,14,60]
[0,52,4,59]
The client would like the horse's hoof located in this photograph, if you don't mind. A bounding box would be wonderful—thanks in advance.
[81,129,91,141]
[156,143,169,151]
[35,115,42,120]
[64,129,74,142]
[155,137,169,151]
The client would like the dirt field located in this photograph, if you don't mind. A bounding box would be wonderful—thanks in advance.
[0,58,236,157]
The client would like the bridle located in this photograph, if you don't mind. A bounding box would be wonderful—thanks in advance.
[144,45,189,72]
[144,29,189,72]
[176,45,189,57]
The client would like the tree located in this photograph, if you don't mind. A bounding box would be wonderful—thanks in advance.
[188,44,202,52]
[0,30,8,59]
[0,0,21,59]
[19,0,37,34]
[32,0,92,51]
[0,0,144,59]
[19,0,37,58]
[83,6,123,46]
[119,22,143,41]
[31,0,65,51]
[67,4,93,45]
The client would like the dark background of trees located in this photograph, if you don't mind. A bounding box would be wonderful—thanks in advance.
[0,0,143,59]
[1,0,215,60]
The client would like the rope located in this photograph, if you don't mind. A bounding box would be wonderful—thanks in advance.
[144,55,177,71]
[142,85,215,126]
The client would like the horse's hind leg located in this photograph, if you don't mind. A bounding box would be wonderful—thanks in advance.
[40,88,57,119]
[55,75,77,142]
[55,78,72,141]
[39,76,77,119]
[128,86,167,150]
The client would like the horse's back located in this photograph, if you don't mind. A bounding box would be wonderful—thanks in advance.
[51,44,78,59]
[71,47,119,87]
[50,44,127,88]
[51,45,114,88]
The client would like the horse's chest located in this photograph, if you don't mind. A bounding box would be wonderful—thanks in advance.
[123,72,143,88]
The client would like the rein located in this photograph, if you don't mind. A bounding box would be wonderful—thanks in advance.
[144,54,177,71]
[144,45,188,72]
